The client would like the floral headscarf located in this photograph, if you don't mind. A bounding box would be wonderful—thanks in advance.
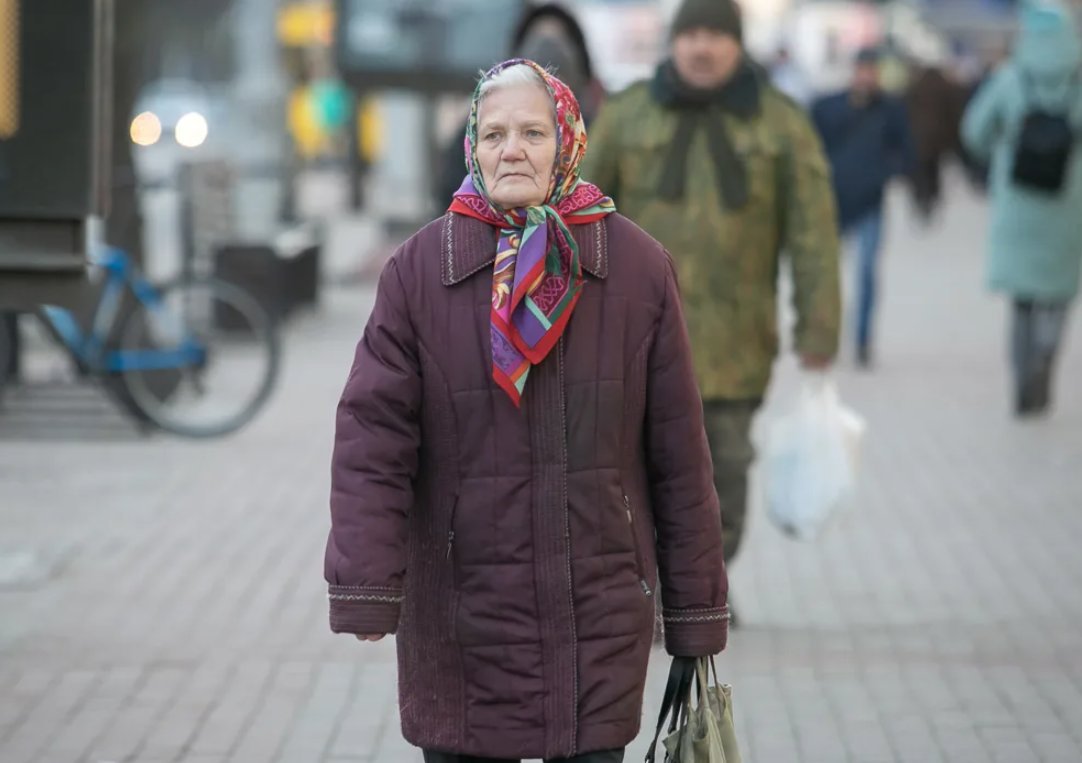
[449,58,615,407]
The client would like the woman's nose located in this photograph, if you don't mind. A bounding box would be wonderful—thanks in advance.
[501,134,526,159]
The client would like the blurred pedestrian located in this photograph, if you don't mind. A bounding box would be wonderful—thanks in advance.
[905,63,967,222]
[327,59,729,762]
[961,3,1082,417]
[435,3,603,206]
[812,47,914,368]
[582,0,842,606]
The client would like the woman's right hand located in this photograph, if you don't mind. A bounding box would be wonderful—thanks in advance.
[356,634,386,642]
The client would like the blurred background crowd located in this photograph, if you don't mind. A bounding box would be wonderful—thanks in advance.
[0,0,1048,293]
[4,0,1074,402]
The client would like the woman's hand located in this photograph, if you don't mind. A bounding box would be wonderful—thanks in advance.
[356,634,386,642]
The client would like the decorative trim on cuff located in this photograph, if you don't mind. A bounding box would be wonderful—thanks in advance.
[663,607,730,657]
[328,585,404,604]
[328,588,402,635]
[663,605,731,624]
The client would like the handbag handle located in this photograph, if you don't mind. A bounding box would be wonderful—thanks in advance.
[645,657,696,763]
[694,658,712,707]
[708,655,721,690]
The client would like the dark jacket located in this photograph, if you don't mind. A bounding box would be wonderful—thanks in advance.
[906,66,966,163]
[582,78,841,400]
[812,90,914,229]
[326,212,729,759]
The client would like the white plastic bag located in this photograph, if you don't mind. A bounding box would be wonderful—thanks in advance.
[763,375,866,540]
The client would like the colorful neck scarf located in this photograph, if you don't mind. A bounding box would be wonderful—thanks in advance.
[449,58,615,407]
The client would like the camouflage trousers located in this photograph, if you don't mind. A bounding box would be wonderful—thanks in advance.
[702,399,761,563]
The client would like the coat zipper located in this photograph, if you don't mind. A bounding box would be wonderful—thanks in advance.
[624,494,653,597]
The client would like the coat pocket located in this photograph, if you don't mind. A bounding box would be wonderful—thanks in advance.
[446,491,461,641]
[623,494,654,597]
[446,491,459,573]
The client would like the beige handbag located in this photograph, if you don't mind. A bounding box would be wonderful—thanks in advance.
[645,657,742,763]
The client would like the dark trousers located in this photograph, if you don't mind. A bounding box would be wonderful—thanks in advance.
[910,154,943,220]
[702,399,760,563]
[1011,299,1070,414]
[850,210,884,355]
[422,749,624,763]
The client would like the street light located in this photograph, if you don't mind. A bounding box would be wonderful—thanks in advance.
[130,110,162,146]
[175,111,208,148]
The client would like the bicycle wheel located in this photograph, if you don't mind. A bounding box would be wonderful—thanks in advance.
[115,277,280,437]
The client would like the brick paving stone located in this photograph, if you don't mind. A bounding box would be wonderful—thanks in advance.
[328,659,398,760]
[227,661,315,761]
[87,667,187,763]
[185,661,274,758]
[4,670,100,763]
[38,666,143,762]
[135,662,236,761]
[274,662,358,762]
[0,670,55,745]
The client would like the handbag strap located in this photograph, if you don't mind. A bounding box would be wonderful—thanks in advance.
[694,658,711,707]
[645,657,696,763]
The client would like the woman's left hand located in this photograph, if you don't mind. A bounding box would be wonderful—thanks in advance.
[356,634,386,642]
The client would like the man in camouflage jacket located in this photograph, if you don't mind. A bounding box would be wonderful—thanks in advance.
[582,0,841,584]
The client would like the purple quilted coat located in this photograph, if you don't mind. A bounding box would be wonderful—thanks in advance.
[326,212,729,760]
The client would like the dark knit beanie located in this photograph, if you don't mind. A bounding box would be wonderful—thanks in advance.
[670,0,743,42]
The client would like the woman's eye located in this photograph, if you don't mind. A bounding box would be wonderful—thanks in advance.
[484,132,501,142]
[527,130,544,138]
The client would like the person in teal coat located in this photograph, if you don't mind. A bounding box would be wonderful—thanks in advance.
[962,1,1082,416]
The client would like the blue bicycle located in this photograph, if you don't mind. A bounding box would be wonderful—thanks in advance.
[13,246,280,437]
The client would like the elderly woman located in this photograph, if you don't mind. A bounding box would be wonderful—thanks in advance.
[326,59,728,763]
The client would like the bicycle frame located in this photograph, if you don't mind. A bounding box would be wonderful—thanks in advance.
[42,247,207,373]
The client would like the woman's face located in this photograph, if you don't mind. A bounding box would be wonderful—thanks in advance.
[476,84,557,209]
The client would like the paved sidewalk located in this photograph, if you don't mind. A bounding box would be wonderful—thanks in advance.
[2,178,1081,763]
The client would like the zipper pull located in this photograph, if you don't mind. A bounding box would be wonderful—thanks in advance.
[624,495,632,522]
[446,530,455,560]
[640,579,654,597]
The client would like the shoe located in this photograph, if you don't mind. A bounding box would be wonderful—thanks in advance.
[1015,394,1050,418]
[1031,365,1053,412]
[1016,374,1052,418]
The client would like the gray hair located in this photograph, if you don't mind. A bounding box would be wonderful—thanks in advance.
[482,62,549,97]
[478,63,552,105]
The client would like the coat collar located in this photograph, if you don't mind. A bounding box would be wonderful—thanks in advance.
[440,212,609,287]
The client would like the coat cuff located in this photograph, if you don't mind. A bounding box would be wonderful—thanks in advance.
[663,605,730,657]
[328,585,403,635]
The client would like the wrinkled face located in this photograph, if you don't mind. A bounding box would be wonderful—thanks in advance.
[672,28,743,90]
[476,84,558,209]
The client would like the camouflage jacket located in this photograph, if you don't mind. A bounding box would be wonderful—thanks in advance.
[581,78,841,400]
